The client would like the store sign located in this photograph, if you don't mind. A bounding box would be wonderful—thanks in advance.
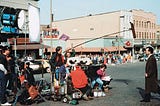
[125,41,131,46]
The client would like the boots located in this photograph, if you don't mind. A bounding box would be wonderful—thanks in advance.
[157,85,160,95]
[140,93,151,102]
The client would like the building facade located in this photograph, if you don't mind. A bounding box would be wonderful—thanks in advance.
[42,9,157,55]
[43,10,133,54]
[131,9,157,53]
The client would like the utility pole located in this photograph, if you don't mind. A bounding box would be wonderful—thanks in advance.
[50,0,53,55]
[50,0,53,27]
[116,35,120,55]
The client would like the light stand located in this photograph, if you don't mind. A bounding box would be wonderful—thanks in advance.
[36,32,51,96]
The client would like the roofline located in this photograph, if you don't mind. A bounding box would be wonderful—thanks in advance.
[54,10,124,22]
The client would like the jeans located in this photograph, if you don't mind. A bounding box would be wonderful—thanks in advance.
[0,71,7,104]
[91,77,103,90]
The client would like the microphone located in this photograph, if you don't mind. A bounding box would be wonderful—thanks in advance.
[130,22,136,38]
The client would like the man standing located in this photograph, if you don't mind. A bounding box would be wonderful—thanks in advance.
[140,46,159,102]
[0,46,11,105]
[49,46,64,73]
[49,46,65,83]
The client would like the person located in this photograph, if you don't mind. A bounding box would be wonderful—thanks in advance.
[91,64,106,91]
[49,46,64,72]
[25,53,34,62]
[5,55,17,93]
[49,46,65,84]
[140,46,159,102]
[64,48,76,62]
[24,61,35,85]
[98,64,112,92]
[70,63,93,100]
[0,46,12,105]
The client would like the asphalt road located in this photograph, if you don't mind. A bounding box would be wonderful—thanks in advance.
[25,61,160,106]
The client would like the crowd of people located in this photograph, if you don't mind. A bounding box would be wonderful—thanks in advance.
[1,44,159,105]
[0,45,113,105]
[89,53,132,65]
[48,46,113,101]
[0,46,36,105]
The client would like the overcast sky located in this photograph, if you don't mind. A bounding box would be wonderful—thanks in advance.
[38,0,160,25]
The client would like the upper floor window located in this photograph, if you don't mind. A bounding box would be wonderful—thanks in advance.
[139,21,141,27]
[136,21,138,27]
[142,21,144,28]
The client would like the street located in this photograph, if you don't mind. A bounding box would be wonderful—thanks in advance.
[32,61,160,106]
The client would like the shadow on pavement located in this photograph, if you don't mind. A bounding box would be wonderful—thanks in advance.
[136,87,160,102]
[113,79,131,85]
[136,87,145,99]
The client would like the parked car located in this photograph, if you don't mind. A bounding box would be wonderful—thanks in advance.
[41,59,51,73]
[28,60,43,74]
[28,59,50,74]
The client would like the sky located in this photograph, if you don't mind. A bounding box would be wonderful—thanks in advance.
[38,0,160,25]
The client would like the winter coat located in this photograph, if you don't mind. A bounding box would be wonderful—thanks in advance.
[145,54,158,93]
[49,53,64,72]
[70,67,88,88]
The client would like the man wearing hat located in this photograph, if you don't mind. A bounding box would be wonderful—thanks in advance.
[140,46,160,102]
[0,46,12,105]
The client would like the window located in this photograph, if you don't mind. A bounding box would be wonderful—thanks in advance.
[139,21,141,27]
[142,32,144,39]
[139,32,141,39]
[142,21,143,28]
[136,21,138,27]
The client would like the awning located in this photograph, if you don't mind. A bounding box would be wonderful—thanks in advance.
[65,46,126,53]
[105,46,127,52]
[12,44,50,50]
[73,47,102,52]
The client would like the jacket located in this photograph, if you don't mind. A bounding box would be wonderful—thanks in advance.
[70,67,88,88]
[145,54,158,93]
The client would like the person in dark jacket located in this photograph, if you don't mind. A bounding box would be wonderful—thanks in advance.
[49,46,65,82]
[140,46,159,102]
[25,61,35,85]
[49,46,64,73]
[0,46,12,105]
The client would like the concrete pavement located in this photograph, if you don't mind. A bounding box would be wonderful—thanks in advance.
[15,61,160,106]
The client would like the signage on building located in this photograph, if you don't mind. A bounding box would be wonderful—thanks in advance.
[42,28,59,38]
[125,41,131,47]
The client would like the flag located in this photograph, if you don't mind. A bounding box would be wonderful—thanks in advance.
[59,34,70,41]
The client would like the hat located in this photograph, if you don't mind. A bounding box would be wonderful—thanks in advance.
[2,46,10,51]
